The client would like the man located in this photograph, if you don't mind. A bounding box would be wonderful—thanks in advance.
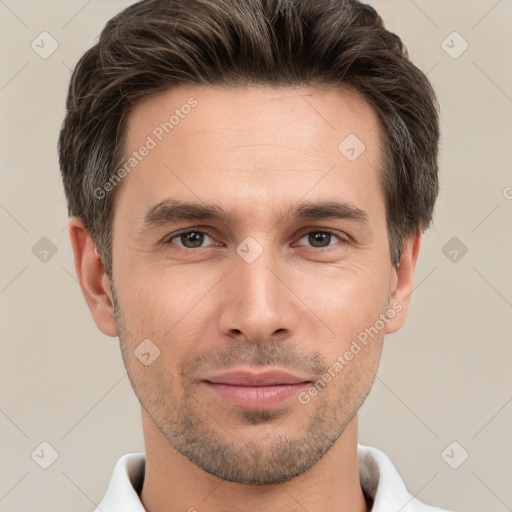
[58,0,451,510]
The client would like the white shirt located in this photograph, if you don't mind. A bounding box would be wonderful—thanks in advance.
[94,444,453,512]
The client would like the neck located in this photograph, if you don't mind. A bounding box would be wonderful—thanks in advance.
[140,410,368,512]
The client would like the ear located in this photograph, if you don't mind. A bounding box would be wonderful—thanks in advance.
[385,231,422,335]
[68,218,118,337]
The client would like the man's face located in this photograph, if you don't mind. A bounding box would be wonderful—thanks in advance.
[109,86,400,484]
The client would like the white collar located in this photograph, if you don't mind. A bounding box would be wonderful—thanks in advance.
[95,444,452,512]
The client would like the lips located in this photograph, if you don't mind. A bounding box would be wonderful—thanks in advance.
[201,369,313,409]
[204,369,310,386]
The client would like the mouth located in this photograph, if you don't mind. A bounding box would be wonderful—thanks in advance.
[202,369,312,409]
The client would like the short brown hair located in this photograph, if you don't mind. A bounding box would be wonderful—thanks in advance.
[58,0,439,277]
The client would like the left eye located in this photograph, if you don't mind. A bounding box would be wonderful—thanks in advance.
[295,231,346,248]
[165,229,346,250]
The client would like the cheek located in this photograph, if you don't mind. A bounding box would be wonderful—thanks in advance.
[118,265,208,324]
[289,269,390,392]
[115,267,222,369]
[291,262,390,337]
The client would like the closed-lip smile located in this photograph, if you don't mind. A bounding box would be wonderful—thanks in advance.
[202,369,312,409]
[204,369,311,386]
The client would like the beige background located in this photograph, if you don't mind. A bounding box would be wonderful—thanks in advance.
[1,1,511,511]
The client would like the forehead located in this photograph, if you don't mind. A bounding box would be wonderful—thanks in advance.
[117,85,385,226]
[125,85,381,155]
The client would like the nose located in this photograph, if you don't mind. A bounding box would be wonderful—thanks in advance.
[217,250,299,345]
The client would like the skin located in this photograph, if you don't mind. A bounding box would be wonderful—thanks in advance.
[70,85,421,512]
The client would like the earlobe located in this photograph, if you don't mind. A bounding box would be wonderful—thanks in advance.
[68,218,118,337]
[385,231,422,335]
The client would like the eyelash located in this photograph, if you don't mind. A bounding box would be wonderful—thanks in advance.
[163,227,350,251]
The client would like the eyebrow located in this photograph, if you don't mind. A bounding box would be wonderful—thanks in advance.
[138,198,369,230]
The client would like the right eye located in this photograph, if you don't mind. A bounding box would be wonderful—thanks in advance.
[164,229,218,250]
